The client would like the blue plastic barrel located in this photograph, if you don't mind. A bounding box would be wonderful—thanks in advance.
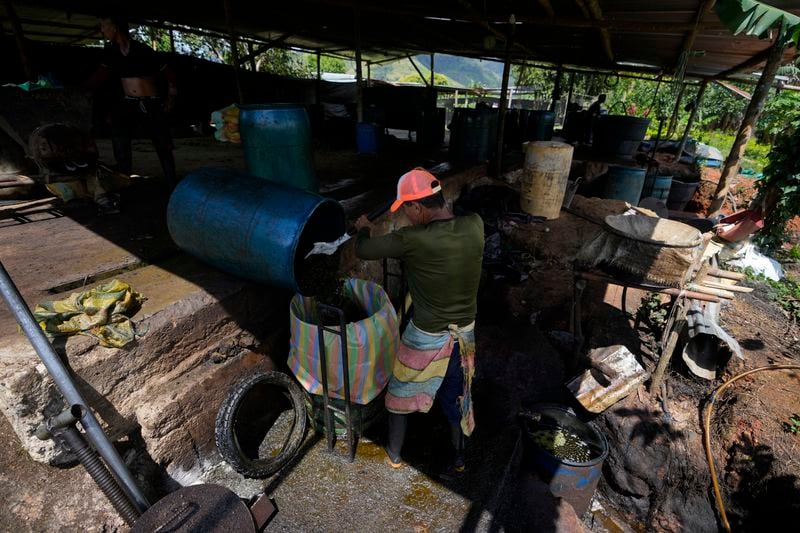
[167,168,345,290]
[525,110,555,142]
[641,172,673,201]
[603,165,647,205]
[356,122,379,154]
[239,103,317,192]
[448,107,498,166]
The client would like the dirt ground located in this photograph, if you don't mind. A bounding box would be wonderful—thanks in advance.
[2,133,799,532]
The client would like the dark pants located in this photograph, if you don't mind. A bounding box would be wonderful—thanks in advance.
[111,97,176,187]
[387,341,464,462]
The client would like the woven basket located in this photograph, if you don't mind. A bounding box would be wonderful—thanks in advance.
[576,214,704,287]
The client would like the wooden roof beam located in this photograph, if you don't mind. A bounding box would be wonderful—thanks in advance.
[536,0,555,18]
[237,32,292,65]
[575,0,614,63]
[675,0,716,73]
[715,47,772,78]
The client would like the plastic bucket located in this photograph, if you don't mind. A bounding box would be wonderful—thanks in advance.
[641,172,673,201]
[356,122,379,154]
[603,165,646,205]
[666,179,700,211]
[239,103,317,192]
[167,168,345,290]
[519,405,609,517]
[520,141,574,219]
[592,115,651,157]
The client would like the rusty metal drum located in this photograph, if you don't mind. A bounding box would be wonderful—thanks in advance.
[520,141,574,220]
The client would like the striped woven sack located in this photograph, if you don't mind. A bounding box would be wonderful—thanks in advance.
[288,278,398,405]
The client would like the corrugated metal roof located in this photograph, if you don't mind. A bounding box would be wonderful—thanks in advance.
[3,1,799,80]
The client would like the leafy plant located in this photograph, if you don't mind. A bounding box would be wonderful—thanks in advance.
[783,414,800,435]
[753,115,800,251]
[715,0,800,47]
[637,293,669,333]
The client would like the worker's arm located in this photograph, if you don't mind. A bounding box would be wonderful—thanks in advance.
[83,64,111,91]
[161,64,178,112]
[354,227,404,260]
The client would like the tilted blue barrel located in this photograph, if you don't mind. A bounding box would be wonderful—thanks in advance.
[167,168,345,290]
[603,165,647,205]
[239,103,318,192]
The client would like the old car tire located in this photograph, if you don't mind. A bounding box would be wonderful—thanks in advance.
[215,371,307,479]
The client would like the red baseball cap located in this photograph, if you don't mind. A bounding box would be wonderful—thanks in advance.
[390,167,442,212]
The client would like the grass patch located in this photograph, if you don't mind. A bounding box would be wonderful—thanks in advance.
[694,130,771,174]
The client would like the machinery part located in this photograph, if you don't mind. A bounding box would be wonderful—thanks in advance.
[131,484,256,533]
[0,261,149,512]
[37,405,140,525]
[215,371,307,479]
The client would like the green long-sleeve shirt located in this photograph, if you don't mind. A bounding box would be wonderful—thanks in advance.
[355,213,484,332]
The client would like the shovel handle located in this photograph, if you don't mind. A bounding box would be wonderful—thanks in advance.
[348,199,394,235]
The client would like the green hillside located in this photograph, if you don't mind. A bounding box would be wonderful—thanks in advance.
[368,54,504,88]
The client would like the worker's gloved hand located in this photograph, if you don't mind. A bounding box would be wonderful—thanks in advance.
[354,215,374,232]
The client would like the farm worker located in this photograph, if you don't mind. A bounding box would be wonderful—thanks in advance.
[86,12,178,190]
[353,168,484,476]
[587,93,607,117]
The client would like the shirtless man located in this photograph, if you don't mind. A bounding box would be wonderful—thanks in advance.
[89,13,178,189]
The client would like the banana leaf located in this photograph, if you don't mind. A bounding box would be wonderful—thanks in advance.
[715,0,800,46]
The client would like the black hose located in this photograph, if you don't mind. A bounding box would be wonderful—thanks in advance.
[56,427,141,525]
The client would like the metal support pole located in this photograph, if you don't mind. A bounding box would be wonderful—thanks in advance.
[675,79,708,161]
[0,262,149,513]
[666,82,686,139]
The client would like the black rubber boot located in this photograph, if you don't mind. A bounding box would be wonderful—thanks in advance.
[386,413,407,466]
[449,422,465,472]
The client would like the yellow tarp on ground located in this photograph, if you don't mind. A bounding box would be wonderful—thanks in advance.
[33,279,146,348]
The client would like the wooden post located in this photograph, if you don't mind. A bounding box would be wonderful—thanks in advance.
[3,0,35,81]
[567,71,576,107]
[169,29,175,54]
[666,82,686,139]
[316,50,322,105]
[430,53,435,88]
[550,63,563,112]
[709,39,787,216]
[223,0,245,103]
[367,61,371,87]
[247,43,257,72]
[675,79,708,161]
[354,8,363,123]
[494,26,513,178]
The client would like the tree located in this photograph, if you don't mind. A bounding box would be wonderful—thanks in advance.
[709,0,800,217]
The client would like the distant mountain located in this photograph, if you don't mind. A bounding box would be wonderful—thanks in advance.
[367,54,505,88]
[416,54,504,88]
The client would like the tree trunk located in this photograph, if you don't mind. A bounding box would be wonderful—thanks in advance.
[709,39,786,216]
